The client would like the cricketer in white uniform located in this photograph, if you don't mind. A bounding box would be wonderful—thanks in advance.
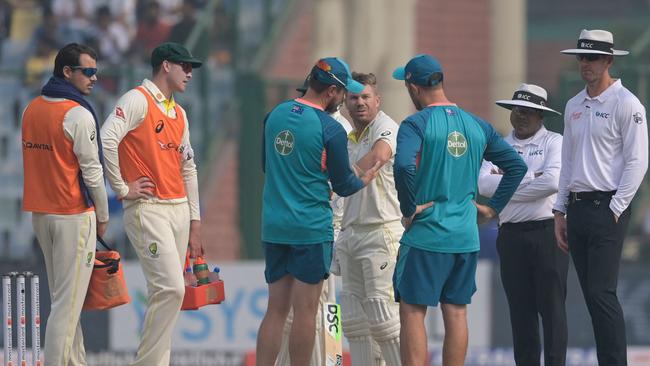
[23,43,109,366]
[101,43,204,366]
[337,72,402,366]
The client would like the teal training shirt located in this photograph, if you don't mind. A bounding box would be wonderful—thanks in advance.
[262,99,364,244]
[394,104,526,253]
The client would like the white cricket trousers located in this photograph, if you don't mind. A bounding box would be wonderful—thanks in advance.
[33,211,96,366]
[123,201,190,366]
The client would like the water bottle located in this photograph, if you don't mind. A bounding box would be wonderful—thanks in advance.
[183,267,197,287]
[193,256,210,285]
[208,267,221,282]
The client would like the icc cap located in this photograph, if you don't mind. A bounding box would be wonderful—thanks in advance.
[310,57,364,94]
[495,83,561,115]
[393,54,443,86]
[560,29,629,56]
[151,42,203,68]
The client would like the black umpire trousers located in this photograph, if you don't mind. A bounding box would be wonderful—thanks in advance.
[567,194,631,366]
[497,219,569,366]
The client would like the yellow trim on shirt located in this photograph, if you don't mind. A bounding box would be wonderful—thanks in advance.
[348,125,370,144]
[162,97,176,115]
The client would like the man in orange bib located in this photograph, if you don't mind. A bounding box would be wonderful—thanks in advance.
[22,43,109,366]
[100,42,204,366]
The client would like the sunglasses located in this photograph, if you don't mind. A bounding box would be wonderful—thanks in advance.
[576,54,603,62]
[71,66,98,77]
[173,61,193,73]
[512,106,539,116]
[315,63,346,88]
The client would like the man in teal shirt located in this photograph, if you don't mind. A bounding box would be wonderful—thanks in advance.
[392,54,527,366]
[257,57,379,366]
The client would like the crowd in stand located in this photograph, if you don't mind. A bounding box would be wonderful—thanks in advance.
[0,0,234,93]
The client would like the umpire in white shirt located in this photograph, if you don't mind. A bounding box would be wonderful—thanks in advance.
[479,84,567,366]
[553,29,648,365]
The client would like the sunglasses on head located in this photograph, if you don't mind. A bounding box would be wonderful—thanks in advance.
[315,64,346,88]
[576,54,603,62]
[71,66,98,77]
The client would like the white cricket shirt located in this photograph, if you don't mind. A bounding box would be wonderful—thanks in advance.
[330,110,353,234]
[553,80,648,217]
[479,126,562,223]
[341,111,401,228]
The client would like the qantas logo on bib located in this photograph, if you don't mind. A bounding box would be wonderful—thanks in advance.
[447,131,467,158]
[274,130,295,155]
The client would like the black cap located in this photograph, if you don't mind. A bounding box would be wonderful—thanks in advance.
[150,42,202,68]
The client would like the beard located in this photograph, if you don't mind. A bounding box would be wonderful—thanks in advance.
[407,87,422,111]
[325,97,343,114]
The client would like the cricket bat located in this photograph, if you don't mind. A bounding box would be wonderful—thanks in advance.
[322,276,343,366]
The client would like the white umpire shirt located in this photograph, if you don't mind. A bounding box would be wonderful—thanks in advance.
[552,79,648,217]
[479,126,562,223]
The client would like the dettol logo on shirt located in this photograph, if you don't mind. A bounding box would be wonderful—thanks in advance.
[447,131,467,158]
[274,130,295,156]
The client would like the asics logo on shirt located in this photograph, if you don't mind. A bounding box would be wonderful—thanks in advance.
[529,150,543,156]
[595,111,610,119]
[155,120,165,133]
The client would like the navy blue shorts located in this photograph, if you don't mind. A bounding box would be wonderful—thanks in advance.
[393,246,477,306]
[263,241,332,284]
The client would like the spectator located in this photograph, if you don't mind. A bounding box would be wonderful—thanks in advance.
[51,0,91,36]
[96,0,137,40]
[0,0,11,44]
[52,0,136,39]
[88,5,130,65]
[31,8,65,50]
[169,0,199,45]
[209,2,233,66]
[131,1,171,63]
[24,37,57,90]
[156,0,183,25]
